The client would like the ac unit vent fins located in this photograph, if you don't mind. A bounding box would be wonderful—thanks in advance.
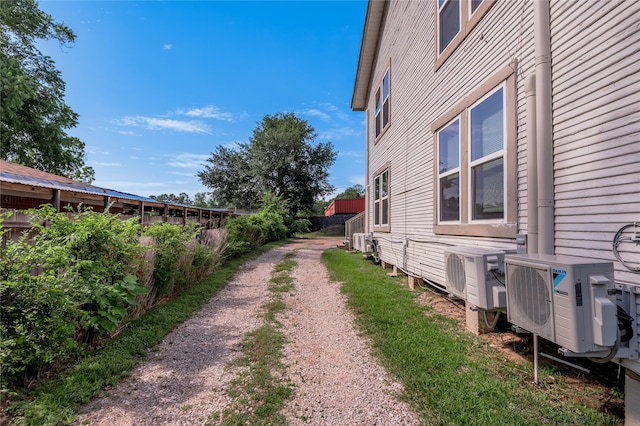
[446,254,466,295]
[509,266,551,328]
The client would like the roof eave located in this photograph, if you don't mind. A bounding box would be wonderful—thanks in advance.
[351,0,386,111]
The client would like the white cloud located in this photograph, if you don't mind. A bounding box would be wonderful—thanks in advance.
[94,162,120,167]
[319,102,351,121]
[164,44,172,50]
[170,171,197,177]
[165,153,209,169]
[180,105,233,122]
[118,130,141,136]
[300,108,330,121]
[338,151,362,158]
[115,116,211,134]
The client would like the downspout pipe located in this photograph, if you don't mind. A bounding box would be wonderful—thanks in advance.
[525,74,538,255]
[534,0,554,255]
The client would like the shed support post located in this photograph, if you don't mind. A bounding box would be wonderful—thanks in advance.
[52,189,61,212]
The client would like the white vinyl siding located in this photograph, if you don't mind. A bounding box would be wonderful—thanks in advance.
[550,0,640,287]
[366,0,522,286]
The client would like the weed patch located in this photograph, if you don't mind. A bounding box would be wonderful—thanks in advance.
[211,251,297,425]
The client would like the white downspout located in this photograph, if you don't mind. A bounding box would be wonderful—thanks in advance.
[525,74,538,255]
[365,108,370,234]
[534,0,554,255]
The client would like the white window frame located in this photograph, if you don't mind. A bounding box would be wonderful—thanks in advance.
[469,0,483,16]
[467,83,506,224]
[374,67,390,140]
[373,166,390,231]
[435,0,496,70]
[437,117,461,223]
[437,0,461,56]
[431,65,516,238]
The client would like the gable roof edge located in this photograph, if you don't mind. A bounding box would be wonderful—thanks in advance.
[351,0,387,111]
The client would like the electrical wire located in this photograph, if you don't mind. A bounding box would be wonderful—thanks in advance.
[612,223,640,273]
[483,310,501,329]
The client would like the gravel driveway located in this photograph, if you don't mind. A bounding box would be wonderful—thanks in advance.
[75,238,419,425]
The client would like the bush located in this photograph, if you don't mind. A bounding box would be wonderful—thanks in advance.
[0,206,147,388]
[222,193,295,257]
[143,223,220,296]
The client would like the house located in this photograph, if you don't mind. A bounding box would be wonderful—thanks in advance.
[351,0,640,421]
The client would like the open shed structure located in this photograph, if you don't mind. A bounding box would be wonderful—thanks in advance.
[1,160,233,240]
[351,0,640,421]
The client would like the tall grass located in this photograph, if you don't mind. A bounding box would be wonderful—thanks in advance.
[322,249,620,426]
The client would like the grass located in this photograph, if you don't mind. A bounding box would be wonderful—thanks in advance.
[296,224,344,238]
[210,252,297,425]
[4,242,285,426]
[321,249,621,426]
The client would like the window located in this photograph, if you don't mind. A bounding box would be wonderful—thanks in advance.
[432,66,516,238]
[435,0,495,70]
[437,118,461,222]
[469,87,504,220]
[373,167,389,231]
[374,68,390,139]
[438,0,460,55]
[470,0,483,15]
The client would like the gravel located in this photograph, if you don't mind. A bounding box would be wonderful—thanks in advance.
[75,238,420,425]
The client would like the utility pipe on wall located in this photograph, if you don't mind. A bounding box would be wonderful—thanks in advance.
[525,74,538,255]
[534,0,554,255]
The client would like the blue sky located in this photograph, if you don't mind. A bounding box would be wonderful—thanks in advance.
[37,0,367,201]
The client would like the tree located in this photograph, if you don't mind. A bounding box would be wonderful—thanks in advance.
[0,0,94,182]
[193,192,224,208]
[334,184,364,200]
[149,193,192,205]
[198,113,337,215]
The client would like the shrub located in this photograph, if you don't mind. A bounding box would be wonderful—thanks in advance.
[0,206,147,388]
[26,205,146,339]
[143,223,220,296]
[0,235,78,388]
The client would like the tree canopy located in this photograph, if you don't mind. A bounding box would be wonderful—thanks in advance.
[198,113,337,215]
[0,0,94,182]
[334,184,364,200]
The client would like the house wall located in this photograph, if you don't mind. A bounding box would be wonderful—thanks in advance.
[550,0,640,287]
[365,0,534,286]
[363,0,639,288]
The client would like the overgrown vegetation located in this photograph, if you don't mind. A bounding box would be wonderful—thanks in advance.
[212,252,297,425]
[0,196,295,424]
[322,249,622,426]
[0,206,147,388]
[223,193,308,257]
[7,246,277,426]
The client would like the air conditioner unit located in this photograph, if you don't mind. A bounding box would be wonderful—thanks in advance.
[444,246,513,309]
[505,254,617,355]
[352,233,364,252]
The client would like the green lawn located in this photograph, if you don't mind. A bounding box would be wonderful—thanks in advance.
[322,249,621,426]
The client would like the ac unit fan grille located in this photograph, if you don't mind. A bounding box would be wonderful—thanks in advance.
[509,266,551,327]
[446,254,466,295]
